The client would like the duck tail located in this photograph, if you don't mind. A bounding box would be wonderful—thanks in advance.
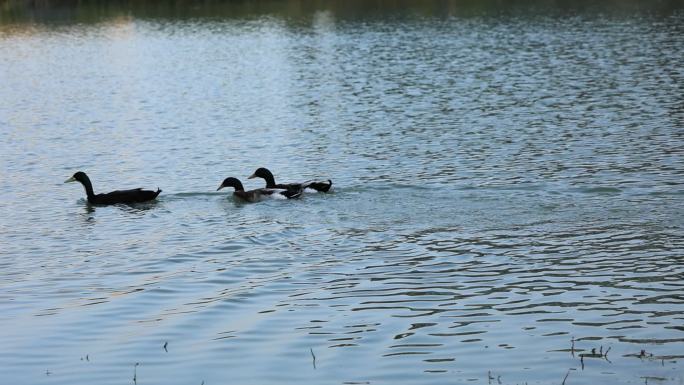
[320,180,333,193]
[307,180,333,193]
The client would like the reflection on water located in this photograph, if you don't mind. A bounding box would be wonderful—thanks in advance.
[3,0,682,25]
[1,1,683,384]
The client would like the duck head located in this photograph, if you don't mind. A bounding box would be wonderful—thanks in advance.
[65,171,95,197]
[217,177,244,192]
[248,167,273,180]
[64,171,88,184]
[248,167,277,187]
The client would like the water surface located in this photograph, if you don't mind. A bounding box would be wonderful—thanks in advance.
[1,1,684,384]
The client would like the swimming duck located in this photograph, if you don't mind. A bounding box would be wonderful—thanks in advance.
[64,171,161,205]
[217,177,302,202]
[248,167,333,193]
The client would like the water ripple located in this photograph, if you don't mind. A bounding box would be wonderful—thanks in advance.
[1,4,683,385]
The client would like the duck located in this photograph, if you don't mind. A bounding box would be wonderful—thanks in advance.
[248,167,333,193]
[64,171,161,205]
[217,177,302,202]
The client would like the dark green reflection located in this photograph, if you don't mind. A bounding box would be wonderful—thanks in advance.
[1,0,683,25]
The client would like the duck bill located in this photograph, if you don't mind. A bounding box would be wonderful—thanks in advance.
[64,176,76,183]
[247,173,256,179]
[216,185,225,191]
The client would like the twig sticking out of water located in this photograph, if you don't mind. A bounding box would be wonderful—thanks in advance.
[487,371,502,384]
[561,370,570,385]
[571,337,575,357]
[635,349,671,365]
[579,345,612,369]
[639,349,654,359]
[133,362,139,384]
[163,341,168,352]
[310,348,316,369]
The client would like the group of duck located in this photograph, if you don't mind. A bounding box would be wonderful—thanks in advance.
[64,168,333,205]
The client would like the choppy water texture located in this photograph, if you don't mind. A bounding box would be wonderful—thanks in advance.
[1,1,684,384]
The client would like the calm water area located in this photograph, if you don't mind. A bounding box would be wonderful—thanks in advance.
[1,1,684,384]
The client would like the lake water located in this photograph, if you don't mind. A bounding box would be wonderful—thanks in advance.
[1,1,683,384]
